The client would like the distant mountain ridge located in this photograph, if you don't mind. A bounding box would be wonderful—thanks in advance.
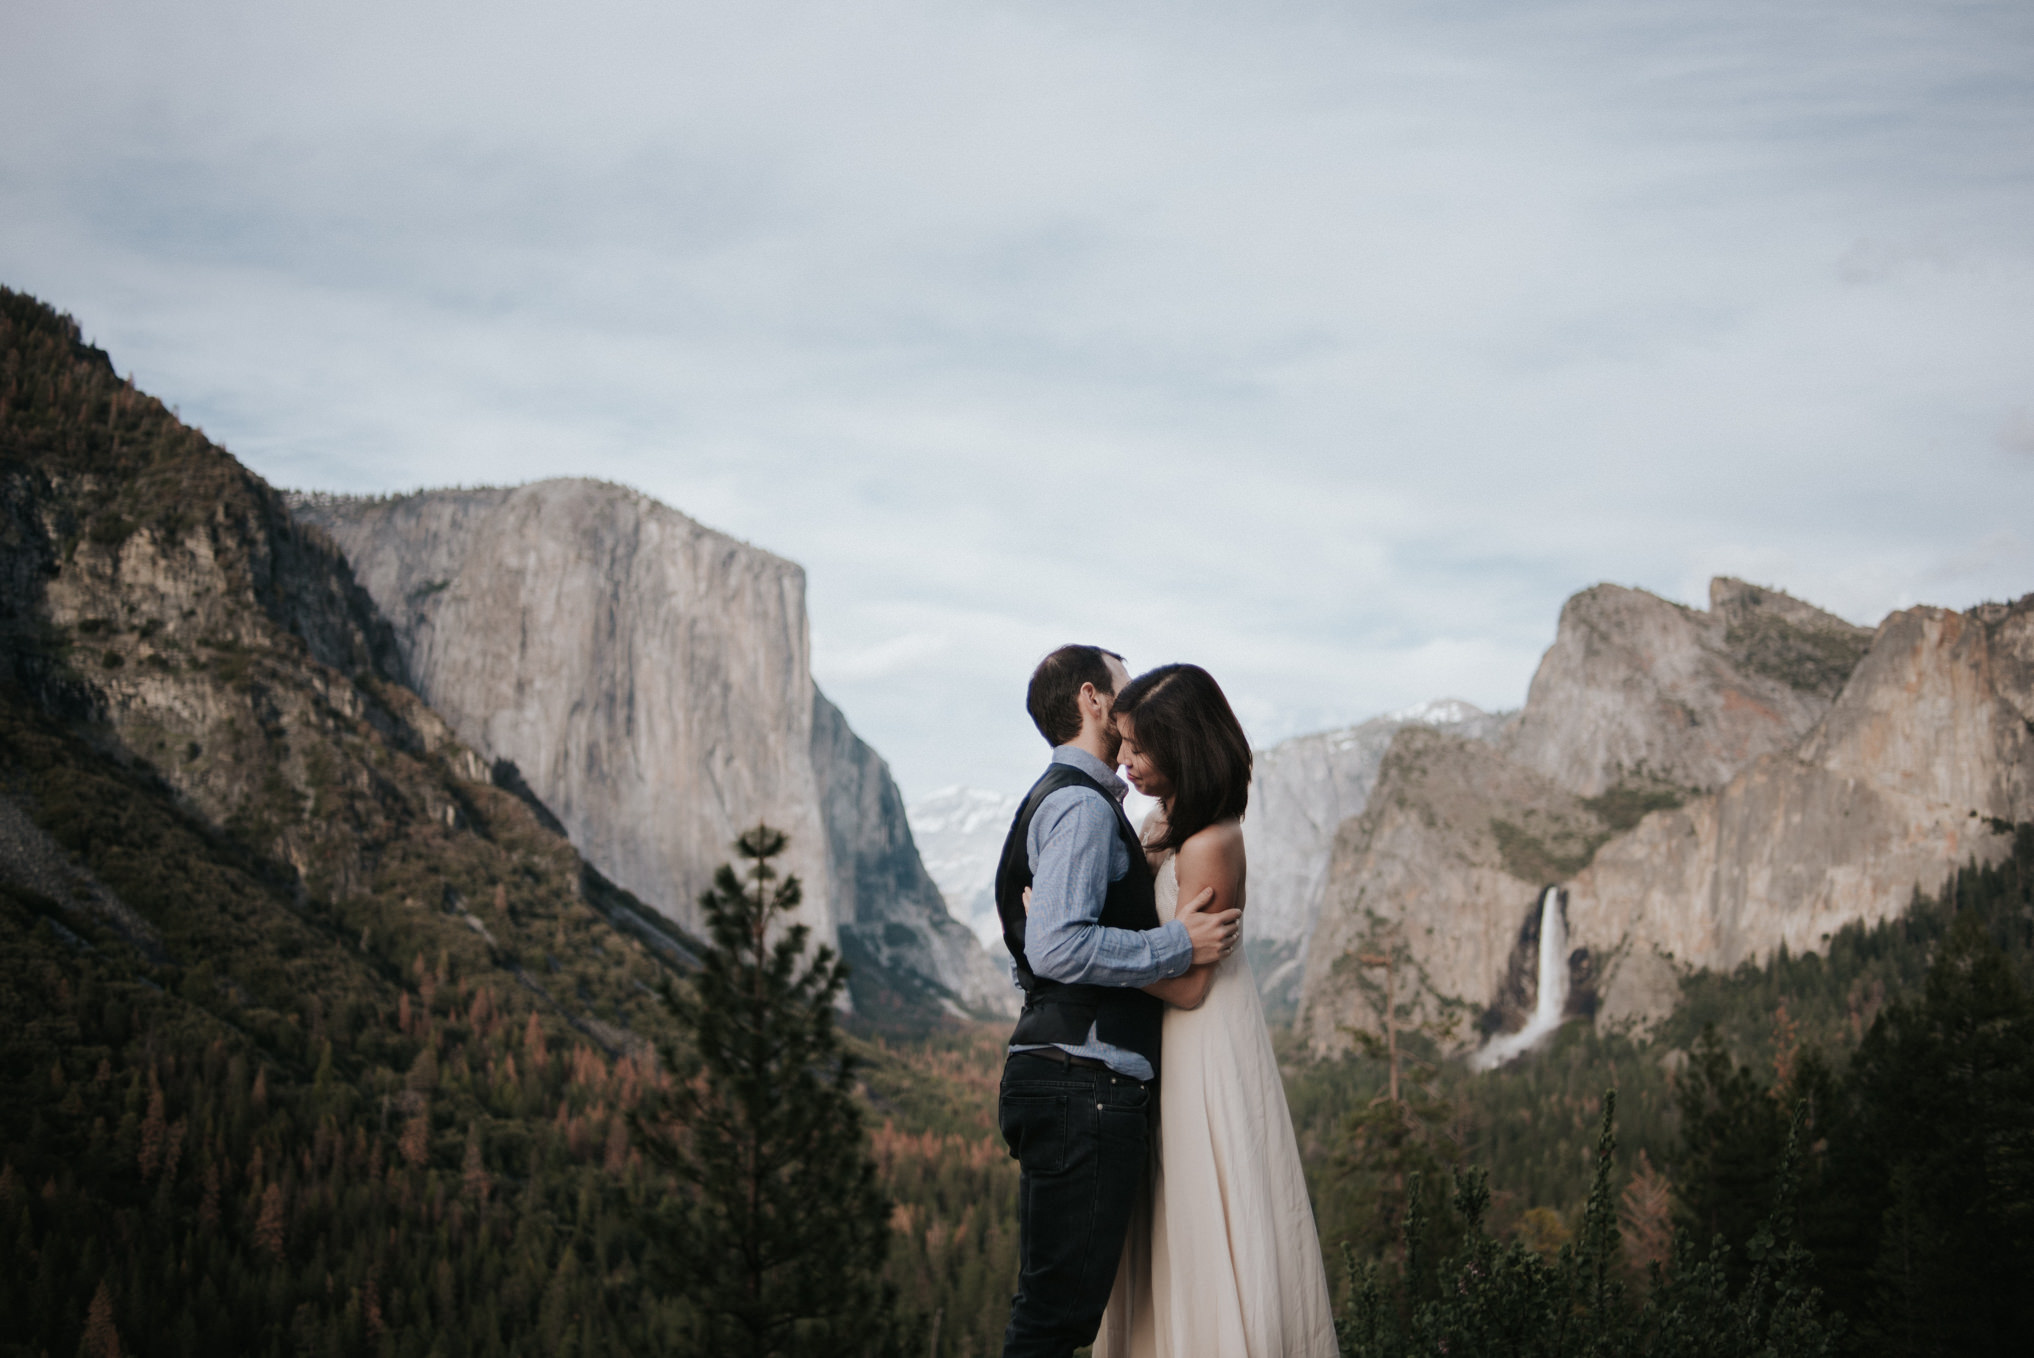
[907,785,1021,949]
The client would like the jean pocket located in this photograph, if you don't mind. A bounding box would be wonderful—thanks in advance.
[1097,1102,1150,1151]
[999,1093,1068,1175]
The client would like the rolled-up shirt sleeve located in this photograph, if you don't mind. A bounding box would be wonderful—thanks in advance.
[1024,788,1191,986]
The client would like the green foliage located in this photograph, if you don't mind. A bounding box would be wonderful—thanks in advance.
[1670,1027,1798,1280]
[1580,783,1688,833]
[1810,906,2034,1355]
[1290,1018,1684,1275]
[1336,1093,1841,1358]
[0,287,268,563]
[1491,814,1611,883]
[1324,920,1473,1263]
[1724,611,1872,698]
[635,826,916,1358]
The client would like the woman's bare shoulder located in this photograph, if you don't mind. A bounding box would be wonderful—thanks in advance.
[1176,819,1245,873]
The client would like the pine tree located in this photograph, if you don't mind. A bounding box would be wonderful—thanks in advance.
[1670,1025,1789,1277]
[636,825,915,1358]
[1818,907,2034,1355]
[1331,923,1470,1269]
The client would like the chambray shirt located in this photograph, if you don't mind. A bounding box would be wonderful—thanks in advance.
[1008,745,1193,1080]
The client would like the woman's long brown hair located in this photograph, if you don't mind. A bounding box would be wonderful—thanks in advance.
[1113,663,1251,853]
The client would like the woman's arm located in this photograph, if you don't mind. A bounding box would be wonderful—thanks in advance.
[1144,965,1214,1010]
[1142,822,1246,1010]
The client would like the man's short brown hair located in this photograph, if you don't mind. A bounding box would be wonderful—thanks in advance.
[1026,644,1124,747]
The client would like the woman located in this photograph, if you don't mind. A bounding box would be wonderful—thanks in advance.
[1094,664,1337,1358]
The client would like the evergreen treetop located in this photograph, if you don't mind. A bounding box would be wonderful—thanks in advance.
[636,825,916,1358]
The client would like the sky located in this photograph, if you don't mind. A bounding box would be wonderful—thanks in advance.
[4,0,2032,801]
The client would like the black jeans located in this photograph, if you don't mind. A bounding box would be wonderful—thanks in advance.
[998,1051,1154,1358]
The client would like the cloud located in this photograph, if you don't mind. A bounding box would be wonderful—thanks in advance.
[2002,409,2034,457]
[3,0,2032,798]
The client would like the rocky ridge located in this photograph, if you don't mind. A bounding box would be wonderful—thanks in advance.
[1295,577,2029,1058]
[1504,578,1870,798]
[293,482,1012,1018]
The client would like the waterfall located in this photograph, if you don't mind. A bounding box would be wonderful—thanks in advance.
[1472,886,1570,1071]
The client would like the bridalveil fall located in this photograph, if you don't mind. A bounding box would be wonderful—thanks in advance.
[1472,887,1569,1070]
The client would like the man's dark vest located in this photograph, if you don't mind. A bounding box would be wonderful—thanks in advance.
[996,762,1165,1078]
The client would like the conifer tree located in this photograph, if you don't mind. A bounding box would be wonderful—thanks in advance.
[636,825,914,1358]
[1332,923,1468,1267]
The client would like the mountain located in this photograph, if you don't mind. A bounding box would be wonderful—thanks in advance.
[1505,578,1871,797]
[0,285,713,1352]
[291,482,1013,1019]
[906,785,1021,949]
[1294,577,2031,1058]
[1241,700,1511,1018]
[1565,597,2034,1012]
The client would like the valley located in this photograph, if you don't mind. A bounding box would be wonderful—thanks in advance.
[5,283,2031,1355]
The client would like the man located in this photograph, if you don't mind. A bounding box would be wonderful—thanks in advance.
[994,644,1242,1358]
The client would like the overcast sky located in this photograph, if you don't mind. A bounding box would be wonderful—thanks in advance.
[4,0,2032,800]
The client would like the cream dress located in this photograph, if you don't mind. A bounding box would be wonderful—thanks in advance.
[1095,850,1338,1358]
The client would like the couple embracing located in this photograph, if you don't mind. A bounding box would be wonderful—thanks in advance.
[995,646,1336,1358]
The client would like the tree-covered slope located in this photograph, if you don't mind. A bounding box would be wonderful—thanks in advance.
[0,286,709,1356]
[1287,827,2034,1356]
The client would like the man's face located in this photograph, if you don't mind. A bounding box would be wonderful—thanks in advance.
[1096,654,1131,763]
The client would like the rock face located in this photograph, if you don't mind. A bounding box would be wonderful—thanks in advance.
[293,481,1011,1017]
[1295,578,2028,1058]
[1294,727,1607,1055]
[1243,700,1510,1017]
[812,695,1016,1015]
[1566,601,2033,1020]
[1503,579,1870,797]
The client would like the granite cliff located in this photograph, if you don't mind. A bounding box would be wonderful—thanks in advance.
[1504,578,1871,798]
[1242,700,1510,1017]
[1295,577,2030,1058]
[1566,598,2034,1022]
[292,482,1012,1017]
